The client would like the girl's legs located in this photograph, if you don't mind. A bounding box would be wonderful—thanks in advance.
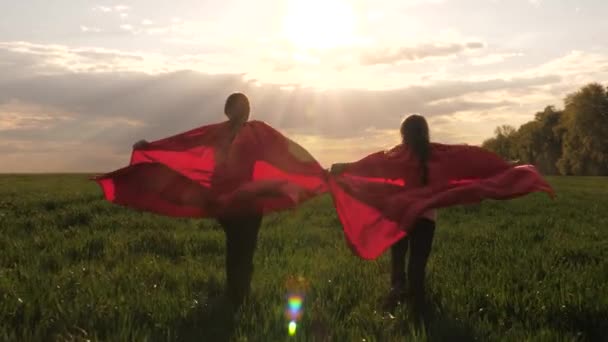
[384,236,409,311]
[218,214,263,307]
[407,218,436,317]
[384,219,436,314]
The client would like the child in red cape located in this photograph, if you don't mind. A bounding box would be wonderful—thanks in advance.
[95,98,553,312]
[94,93,328,307]
[329,114,554,318]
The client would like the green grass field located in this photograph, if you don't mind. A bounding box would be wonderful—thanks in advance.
[0,175,606,341]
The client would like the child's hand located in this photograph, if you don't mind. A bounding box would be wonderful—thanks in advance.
[133,139,149,150]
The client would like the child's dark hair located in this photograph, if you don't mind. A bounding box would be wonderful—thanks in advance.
[224,92,249,114]
[400,114,430,185]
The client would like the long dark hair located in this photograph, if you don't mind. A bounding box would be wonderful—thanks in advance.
[400,114,430,185]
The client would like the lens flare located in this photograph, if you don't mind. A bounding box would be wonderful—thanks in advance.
[285,276,309,337]
[288,296,303,311]
[286,294,304,321]
[288,321,297,336]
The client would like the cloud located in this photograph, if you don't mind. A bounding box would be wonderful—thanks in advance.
[0,42,166,75]
[93,6,113,13]
[92,4,130,22]
[120,24,135,33]
[141,20,220,40]
[470,52,524,66]
[93,5,130,13]
[532,50,608,77]
[0,102,74,131]
[398,0,447,7]
[114,5,130,12]
[0,61,559,167]
[360,42,485,65]
[80,26,102,33]
[2,41,607,172]
[521,50,608,101]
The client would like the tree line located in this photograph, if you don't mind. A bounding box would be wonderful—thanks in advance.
[482,83,608,176]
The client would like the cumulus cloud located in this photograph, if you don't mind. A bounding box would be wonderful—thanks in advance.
[470,52,524,66]
[2,41,606,172]
[80,26,102,33]
[398,0,446,7]
[360,42,485,65]
[92,4,130,23]
[93,5,130,13]
[0,102,74,131]
[120,24,135,33]
[0,42,165,75]
[93,6,113,13]
[532,50,608,77]
[114,5,130,12]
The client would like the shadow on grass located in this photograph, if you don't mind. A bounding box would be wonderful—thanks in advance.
[399,293,478,342]
[425,305,477,342]
[170,276,238,342]
[173,296,237,342]
[536,306,607,342]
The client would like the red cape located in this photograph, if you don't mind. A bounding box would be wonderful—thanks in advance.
[94,121,553,259]
[94,120,328,218]
[328,144,554,259]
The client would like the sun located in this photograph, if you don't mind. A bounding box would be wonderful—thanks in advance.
[282,0,357,50]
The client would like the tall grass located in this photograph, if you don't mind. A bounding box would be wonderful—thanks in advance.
[0,175,606,341]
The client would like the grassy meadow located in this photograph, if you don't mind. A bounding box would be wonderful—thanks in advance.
[0,175,606,341]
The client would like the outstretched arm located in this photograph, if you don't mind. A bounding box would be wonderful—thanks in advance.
[330,148,407,180]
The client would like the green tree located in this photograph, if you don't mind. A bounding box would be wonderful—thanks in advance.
[512,121,540,165]
[557,83,608,175]
[484,107,563,174]
[533,106,563,174]
[482,125,517,160]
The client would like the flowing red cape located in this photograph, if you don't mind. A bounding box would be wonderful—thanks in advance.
[93,121,554,259]
[93,121,328,218]
[328,144,554,259]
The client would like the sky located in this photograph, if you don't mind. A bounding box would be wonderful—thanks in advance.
[1,0,608,172]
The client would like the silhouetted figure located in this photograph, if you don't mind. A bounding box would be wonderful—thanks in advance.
[331,114,436,320]
[384,115,436,318]
[134,93,262,308]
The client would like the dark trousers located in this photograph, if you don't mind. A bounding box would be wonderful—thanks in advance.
[391,218,436,307]
[217,214,263,306]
